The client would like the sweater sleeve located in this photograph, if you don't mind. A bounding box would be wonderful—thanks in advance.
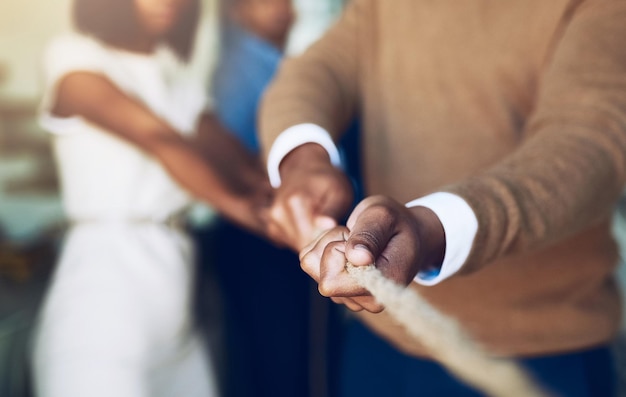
[258,0,367,161]
[446,0,626,274]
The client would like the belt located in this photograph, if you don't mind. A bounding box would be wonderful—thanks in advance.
[69,214,186,229]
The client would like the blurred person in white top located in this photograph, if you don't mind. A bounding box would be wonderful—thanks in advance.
[33,0,272,396]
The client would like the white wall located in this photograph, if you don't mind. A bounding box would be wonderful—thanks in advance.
[0,0,73,100]
[0,0,219,101]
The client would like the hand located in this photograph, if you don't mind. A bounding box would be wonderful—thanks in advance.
[211,148,274,236]
[222,175,274,237]
[266,143,354,251]
[189,114,275,235]
[299,195,446,313]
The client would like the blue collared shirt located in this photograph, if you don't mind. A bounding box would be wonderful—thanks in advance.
[212,27,283,153]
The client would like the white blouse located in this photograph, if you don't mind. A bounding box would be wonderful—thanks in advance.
[40,33,209,222]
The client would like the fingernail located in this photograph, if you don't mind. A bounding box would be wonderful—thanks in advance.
[354,244,369,251]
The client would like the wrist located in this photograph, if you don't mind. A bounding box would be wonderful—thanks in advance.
[408,206,446,272]
[279,143,333,180]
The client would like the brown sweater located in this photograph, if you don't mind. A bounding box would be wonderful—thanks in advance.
[260,0,626,357]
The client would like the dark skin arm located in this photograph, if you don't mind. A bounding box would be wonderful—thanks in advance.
[192,114,270,202]
[53,71,271,235]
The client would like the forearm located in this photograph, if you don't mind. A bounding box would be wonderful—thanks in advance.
[194,114,260,167]
[51,73,266,229]
[148,134,253,214]
[132,127,267,236]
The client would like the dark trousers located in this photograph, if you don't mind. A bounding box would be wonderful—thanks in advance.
[340,319,617,397]
[196,219,342,397]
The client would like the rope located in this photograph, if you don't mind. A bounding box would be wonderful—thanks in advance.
[345,263,550,397]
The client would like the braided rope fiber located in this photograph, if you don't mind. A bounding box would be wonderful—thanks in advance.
[345,263,550,397]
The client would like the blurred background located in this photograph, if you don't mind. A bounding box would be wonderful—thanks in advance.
[0,2,70,394]
[0,0,625,396]
[0,1,347,395]
[0,0,69,257]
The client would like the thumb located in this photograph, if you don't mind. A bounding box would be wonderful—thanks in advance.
[345,206,396,268]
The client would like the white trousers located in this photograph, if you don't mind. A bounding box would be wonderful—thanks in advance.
[33,223,218,397]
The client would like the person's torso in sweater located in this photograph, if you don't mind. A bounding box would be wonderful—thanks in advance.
[350,0,621,356]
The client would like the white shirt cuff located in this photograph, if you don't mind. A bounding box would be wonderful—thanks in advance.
[266,123,342,188]
[406,192,478,286]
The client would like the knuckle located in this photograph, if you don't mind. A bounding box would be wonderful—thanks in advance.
[367,304,385,314]
[266,220,281,233]
[269,204,286,221]
[266,224,285,244]
[286,194,302,207]
[351,229,385,254]
[321,241,346,262]
[300,253,317,273]
[359,195,387,208]
[318,281,333,297]
[366,203,396,220]
[325,239,346,252]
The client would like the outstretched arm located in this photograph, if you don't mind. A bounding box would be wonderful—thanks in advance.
[192,113,271,203]
[52,71,271,234]
[258,0,368,250]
